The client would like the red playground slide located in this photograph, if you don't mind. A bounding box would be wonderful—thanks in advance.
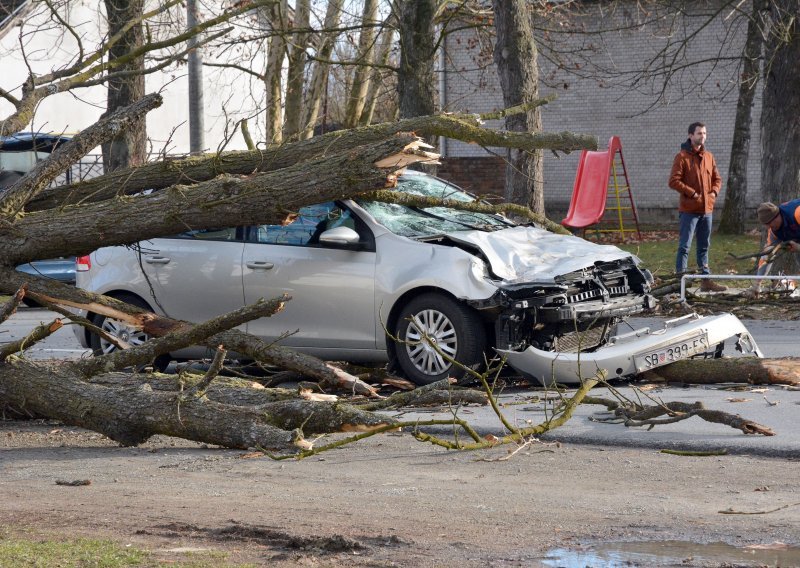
[561,136,623,229]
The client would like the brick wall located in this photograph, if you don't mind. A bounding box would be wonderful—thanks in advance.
[436,157,506,198]
[438,1,761,226]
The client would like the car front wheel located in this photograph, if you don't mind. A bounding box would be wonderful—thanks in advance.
[89,294,168,370]
[394,293,486,385]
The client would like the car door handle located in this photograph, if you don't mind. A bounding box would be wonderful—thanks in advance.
[144,256,171,265]
[246,261,275,270]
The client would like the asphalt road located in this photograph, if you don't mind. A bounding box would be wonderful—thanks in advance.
[3,308,799,457]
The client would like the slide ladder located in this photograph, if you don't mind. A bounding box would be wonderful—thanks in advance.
[561,136,641,241]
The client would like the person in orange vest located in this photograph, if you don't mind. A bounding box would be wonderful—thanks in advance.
[668,122,727,292]
[748,200,800,297]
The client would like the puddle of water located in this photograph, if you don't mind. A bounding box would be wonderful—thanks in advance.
[543,540,800,567]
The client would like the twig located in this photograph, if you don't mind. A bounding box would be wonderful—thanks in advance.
[660,449,728,456]
[0,318,63,361]
[719,501,800,515]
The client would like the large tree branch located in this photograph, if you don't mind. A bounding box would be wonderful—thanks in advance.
[4,135,430,264]
[1,271,379,396]
[28,112,596,212]
[0,93,163,219]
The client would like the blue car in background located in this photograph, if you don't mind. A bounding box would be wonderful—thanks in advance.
[2,132,75,305]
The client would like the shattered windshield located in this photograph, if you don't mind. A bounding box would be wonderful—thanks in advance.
[358,173,512,238]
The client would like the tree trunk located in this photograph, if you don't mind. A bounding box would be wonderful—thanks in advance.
[27,113,597,214]
[282,0,310,142]
[263,0,288,144]
[397,0,436,120]
[0,359,393,450]
[646,357,800,387]
[359,25,396,126]
[301,0,343,140]
[719,0,766,234]
[101,0,146,172]
[760,0,800,274]
[491,0,544,214]
[2,135,427,265]
[343,0,379,129]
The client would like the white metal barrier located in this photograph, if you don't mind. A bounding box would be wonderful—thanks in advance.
[679,273,800,303]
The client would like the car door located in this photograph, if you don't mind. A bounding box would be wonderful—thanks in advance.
[137,227,246,325]
[242,202,377,350]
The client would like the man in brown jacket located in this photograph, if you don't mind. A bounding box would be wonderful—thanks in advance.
[668,122,727,292]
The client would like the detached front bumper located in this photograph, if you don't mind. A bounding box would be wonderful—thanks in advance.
[497,312,763,386]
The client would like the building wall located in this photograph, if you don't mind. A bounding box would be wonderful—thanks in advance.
[439,1,762,225]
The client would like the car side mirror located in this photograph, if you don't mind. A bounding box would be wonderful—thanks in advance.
[319,226,362,247]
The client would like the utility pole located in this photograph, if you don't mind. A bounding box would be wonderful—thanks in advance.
[187,0,204,153]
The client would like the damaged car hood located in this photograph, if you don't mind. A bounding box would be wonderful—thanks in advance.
[444,226,636,283]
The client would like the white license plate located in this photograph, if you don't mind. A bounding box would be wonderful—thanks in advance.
[633,332,710,372]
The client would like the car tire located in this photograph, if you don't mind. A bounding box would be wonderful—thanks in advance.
[394,292,487,386]
[89,294,169,371]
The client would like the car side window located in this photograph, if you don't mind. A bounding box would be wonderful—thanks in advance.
[251,202,355,246]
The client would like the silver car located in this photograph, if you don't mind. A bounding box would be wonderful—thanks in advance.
[74,171,759,385]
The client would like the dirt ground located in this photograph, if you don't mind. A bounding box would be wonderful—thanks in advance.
[2,419,799,567]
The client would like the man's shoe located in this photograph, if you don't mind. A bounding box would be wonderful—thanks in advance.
[700,279,727,292]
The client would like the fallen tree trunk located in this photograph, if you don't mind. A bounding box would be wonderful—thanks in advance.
[0,359,394,450]
[27,112,597,213]
[643,357,800,386]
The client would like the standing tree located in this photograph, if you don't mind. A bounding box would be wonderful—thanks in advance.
[760,0,800,204]
[397,0,436,119]
[759,0,800,273]
[491,0,544,213]
[102,0,146,172]
[342,0,379,128]
[719,0,767,234]
[263,0,288,144]
[300,0,344,139]
[282,0,311,141]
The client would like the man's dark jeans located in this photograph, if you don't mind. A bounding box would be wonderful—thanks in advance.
[676,212,712,275]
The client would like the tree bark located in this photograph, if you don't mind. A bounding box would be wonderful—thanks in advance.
[1,135,426,265]
[282,0,310,141]
[491,0,544,214]
[101,0,147,172]
[397,0,436,120]
[301,0,343,140]
[644,357,800,387]
[760,0,800,274]
[343,0,379,128]
[719,0,766,235]
[359,25,396,126]
[27,113,597,213]
[263,0,288,144]
[0,359,394,450]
